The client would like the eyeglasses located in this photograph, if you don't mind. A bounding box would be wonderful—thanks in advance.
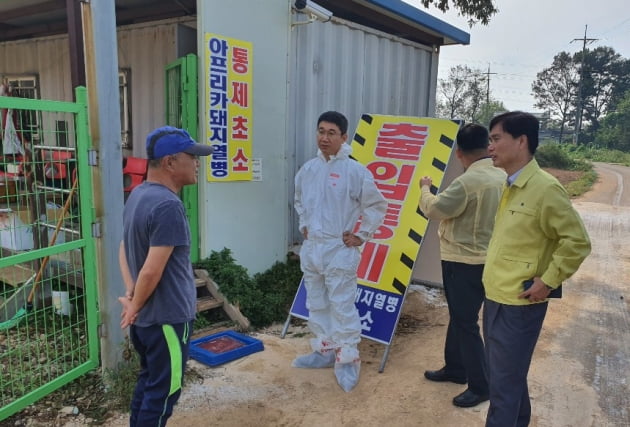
[317,129,341,138]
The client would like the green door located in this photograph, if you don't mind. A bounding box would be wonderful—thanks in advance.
[165,54,201,262]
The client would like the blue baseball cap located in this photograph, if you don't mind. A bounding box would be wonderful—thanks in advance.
[146,126,214,160]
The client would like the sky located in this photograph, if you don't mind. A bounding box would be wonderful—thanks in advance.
[403,0,630,112]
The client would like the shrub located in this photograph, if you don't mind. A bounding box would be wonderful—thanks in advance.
[251,256,303,325]
[535,144,574,169]
[194,248,302,328]
[536,144,591,171]
[573,147,630,166]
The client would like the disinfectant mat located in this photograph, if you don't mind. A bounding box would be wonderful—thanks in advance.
[189,330,264,366]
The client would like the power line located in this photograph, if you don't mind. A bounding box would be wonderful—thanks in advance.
[593,16,630,38]
[570,25,598,145]
[482,64,497,104]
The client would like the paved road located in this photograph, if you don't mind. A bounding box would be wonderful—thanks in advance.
[536,162,630,426]
[586,162,630,205]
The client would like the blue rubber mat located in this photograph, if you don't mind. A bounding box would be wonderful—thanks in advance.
[189,330,264,366]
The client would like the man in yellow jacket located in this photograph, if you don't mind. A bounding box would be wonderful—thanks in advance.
[484,111,591,427]
[419,123,506,408]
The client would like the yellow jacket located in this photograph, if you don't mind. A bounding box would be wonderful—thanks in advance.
[483,159,591,305]
[420,158,506,264]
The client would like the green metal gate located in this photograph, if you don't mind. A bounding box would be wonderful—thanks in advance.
[0,87,99,420]
[165,54,201,263]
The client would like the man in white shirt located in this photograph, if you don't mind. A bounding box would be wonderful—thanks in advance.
[293,111,387,392]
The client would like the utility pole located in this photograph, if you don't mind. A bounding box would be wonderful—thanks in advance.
[482,63,497,105]
[571,25,598,144]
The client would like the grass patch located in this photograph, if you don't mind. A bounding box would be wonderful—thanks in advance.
[571,147,630,166]
[1,294,90,406]
[537,143,599,198]
[103,338,139,413]
[540,142,630,167]
[565,169,598,197]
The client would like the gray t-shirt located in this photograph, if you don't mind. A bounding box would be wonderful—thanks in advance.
[123,181,196,326]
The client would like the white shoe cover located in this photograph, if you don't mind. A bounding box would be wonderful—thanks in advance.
[334,360,361,392]
[292,351,335,368]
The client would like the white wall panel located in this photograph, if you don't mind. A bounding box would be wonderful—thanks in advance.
[198,0,291,274]
[117,23,179,156]
[287,17,438,243]
[0,36,71,101]
[0,18,194,157]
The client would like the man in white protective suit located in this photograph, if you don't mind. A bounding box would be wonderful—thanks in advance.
[293,111,387,392]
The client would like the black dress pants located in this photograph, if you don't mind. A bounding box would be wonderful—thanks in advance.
[441,260,489,395]
[483,299,548,427]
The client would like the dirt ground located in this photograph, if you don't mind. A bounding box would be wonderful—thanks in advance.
[90,163,630,427]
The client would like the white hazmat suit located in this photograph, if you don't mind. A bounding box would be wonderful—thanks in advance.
[294,143,387,391]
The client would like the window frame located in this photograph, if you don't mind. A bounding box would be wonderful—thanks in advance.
[4,74,41,144]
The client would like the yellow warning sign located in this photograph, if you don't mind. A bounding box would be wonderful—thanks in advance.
[351,114,459,295]
[205,33,253,182]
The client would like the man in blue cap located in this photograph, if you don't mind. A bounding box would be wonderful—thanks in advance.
[118,126,213,426]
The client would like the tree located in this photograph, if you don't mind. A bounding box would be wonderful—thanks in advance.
[594,90,630,151]
[578,47,630,139]
[466,74,485,123]
[531,52,579,143]
[436,65,504,125]
[477,99,508,126]
[436,65,474,120]
[418,0,498,25]
[532,46,630,144]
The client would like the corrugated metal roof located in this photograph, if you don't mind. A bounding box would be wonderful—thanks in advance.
[0,0,469,47]
[310,0,469,46]
[361,0,469,45]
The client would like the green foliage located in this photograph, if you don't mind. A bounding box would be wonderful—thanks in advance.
[578,47,630,135]
[251,256,303,325]
[561,144,630,166]
[418,0,497,25]
[436,65,507,124]
[193,312,213,330]
[531,51,577,142]
[532,46,630,142]
[594,90,630,152]
[536,144,589,170]
[566,170,598,198]
[195,248,253,296]
[194,248,303,328]
[436,65,506,125]
[477,100,507,127]
[536,144,618,198]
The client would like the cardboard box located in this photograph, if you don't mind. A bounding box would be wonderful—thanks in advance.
[0,205,65,251]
